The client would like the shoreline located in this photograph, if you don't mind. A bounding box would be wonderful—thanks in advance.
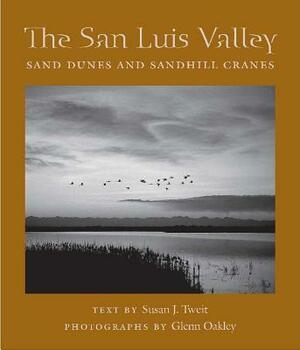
[25,225,275,233]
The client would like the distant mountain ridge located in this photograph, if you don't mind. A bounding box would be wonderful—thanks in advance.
[26,216,274,228]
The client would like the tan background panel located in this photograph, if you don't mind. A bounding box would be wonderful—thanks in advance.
[1,0,299,349]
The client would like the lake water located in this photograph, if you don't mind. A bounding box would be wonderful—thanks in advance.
[26,231,275,294]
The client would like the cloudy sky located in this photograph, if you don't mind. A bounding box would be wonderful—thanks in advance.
[26,86,274,218]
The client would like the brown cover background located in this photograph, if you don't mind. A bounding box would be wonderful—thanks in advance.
[1,0,299,349]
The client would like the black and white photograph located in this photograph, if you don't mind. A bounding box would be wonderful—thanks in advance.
[25,86,275,294]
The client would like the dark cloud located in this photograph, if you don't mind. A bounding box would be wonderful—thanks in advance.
[237,148,260,156]
[26,157,64,169]
[153,123,232,151]
[122,195,275,213]
[26,144,77,161]
[191,112,253,129]
[233,104,274,122]
[26,87,274,163]
[27,100,158,143]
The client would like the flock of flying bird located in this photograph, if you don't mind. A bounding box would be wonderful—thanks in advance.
[69,175,194,191]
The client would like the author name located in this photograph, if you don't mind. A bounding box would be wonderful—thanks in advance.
[92,304,209,316]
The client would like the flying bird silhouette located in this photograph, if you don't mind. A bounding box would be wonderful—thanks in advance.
[67,173,194,192]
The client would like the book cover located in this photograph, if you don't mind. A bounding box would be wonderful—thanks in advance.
[1,1,299,349]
